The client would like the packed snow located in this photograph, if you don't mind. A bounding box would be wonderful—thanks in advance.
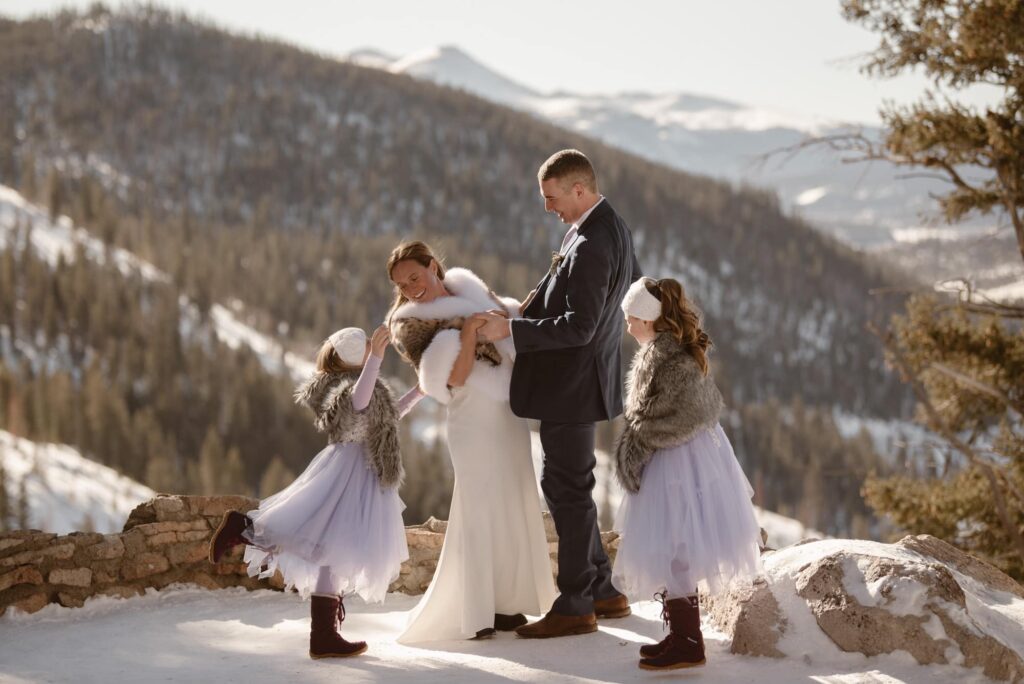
[0,430,154,534]
[0,583,996,683]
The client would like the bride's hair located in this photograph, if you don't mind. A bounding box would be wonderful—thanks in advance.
[645,277,711,375]
[385,240,446,321]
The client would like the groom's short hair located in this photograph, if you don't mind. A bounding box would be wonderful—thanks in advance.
[538,149,598,193]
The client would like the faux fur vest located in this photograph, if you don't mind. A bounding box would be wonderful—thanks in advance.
[615,333,725,493]
[389,268,519,405]
[294,370,403,488]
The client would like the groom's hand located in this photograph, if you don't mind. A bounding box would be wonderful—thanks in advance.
[474,312,512,342]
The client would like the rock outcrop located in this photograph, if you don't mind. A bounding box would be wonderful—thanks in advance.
[704,536,1024,683]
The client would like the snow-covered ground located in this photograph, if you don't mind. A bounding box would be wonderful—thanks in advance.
[0,430,154,534]
[0,584,990,683]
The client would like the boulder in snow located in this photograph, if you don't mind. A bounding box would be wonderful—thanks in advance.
[706,535,1024,682]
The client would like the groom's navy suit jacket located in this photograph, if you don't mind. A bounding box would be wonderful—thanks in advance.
[510,199,642,423]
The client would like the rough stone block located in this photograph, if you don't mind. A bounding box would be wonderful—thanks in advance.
[98,585,145,600]
[121,553,170,581]
[145,532,178,547]
[0,566,44,592]
[10,591,49,615]
[85,537,125,561]
[67,532,104,547]
[48,567,93,588]
[58,591,87,608]
[166,543,208,566]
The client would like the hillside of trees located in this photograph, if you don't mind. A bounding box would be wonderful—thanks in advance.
[0,5,913,412]
[0,6,922,537]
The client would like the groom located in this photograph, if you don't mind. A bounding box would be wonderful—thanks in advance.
[477,149,642,638]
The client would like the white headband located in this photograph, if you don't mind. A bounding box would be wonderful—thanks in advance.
[328,327,367,365]
[622,279,662,321]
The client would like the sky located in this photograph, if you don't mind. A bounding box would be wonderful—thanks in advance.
[1,0,1003,124]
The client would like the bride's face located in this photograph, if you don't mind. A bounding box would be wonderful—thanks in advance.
[391,259,447,304]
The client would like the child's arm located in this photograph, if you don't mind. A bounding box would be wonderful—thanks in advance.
[397,385,425,418]
[351,354,382,412]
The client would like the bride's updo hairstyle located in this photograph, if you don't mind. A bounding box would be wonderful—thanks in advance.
[386,240,446,319]
[646,278,711,376]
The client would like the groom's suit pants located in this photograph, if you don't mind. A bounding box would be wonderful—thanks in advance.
[539,421,617,616]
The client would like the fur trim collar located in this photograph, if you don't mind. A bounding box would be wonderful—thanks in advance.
[614,333,724,493]
[294,370,403,488]
[390,268,506,321]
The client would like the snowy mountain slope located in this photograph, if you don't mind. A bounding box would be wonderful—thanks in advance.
[0,186,852,543]
[4,12,913,417]
[354,45,1011,267]
[0,185,315,382]
[0,585,988,683]
[0,430,154,534]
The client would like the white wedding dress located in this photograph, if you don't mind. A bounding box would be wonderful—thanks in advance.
[391,268,556,643]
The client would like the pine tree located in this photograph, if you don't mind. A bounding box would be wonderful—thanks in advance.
[259,456,295,498]
[145,452,181,494]
[0,462,10,532]
[16,478,29,530]
[838,0,1024,579]
[45,168,63,222]
[197,427,225,495]
[221,446,247,495]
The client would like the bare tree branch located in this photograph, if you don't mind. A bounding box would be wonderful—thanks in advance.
[927,362,1024,419]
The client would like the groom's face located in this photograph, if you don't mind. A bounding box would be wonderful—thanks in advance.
[540,178,584,225]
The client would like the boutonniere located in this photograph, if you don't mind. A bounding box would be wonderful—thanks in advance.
[549,251,565,276]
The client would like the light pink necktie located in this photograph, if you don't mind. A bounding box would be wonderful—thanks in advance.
[560,226,578,254]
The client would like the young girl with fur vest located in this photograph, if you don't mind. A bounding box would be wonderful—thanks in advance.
[613,277,762,671]
[208,324,422,659]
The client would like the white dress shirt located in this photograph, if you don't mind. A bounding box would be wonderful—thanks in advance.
[509,196,606,346]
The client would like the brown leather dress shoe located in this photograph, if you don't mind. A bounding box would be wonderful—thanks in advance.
[515,612,598,639]
[594,594,631,619]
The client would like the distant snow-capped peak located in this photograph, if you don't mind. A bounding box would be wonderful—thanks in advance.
[346,44,839,134]
[345,47,397,70]
[384,45,540,106]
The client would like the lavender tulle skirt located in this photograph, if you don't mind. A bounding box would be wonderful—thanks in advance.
[243,441,408,603]
[613,424,762,599]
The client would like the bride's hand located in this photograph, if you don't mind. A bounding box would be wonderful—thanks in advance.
[370,324,390,357]
[519,289,537,315]
[461,316,487,336]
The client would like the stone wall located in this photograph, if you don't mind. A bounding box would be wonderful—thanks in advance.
[0,495,619,616]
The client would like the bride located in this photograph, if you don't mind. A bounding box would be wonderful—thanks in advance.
[386,240,556,642]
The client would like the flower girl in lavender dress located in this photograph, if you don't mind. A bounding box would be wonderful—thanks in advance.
[613,278,762,671]
[209,325,422,659]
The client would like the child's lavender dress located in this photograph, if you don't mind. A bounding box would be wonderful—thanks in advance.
[613,424,762,599]
[243,356,421,603]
